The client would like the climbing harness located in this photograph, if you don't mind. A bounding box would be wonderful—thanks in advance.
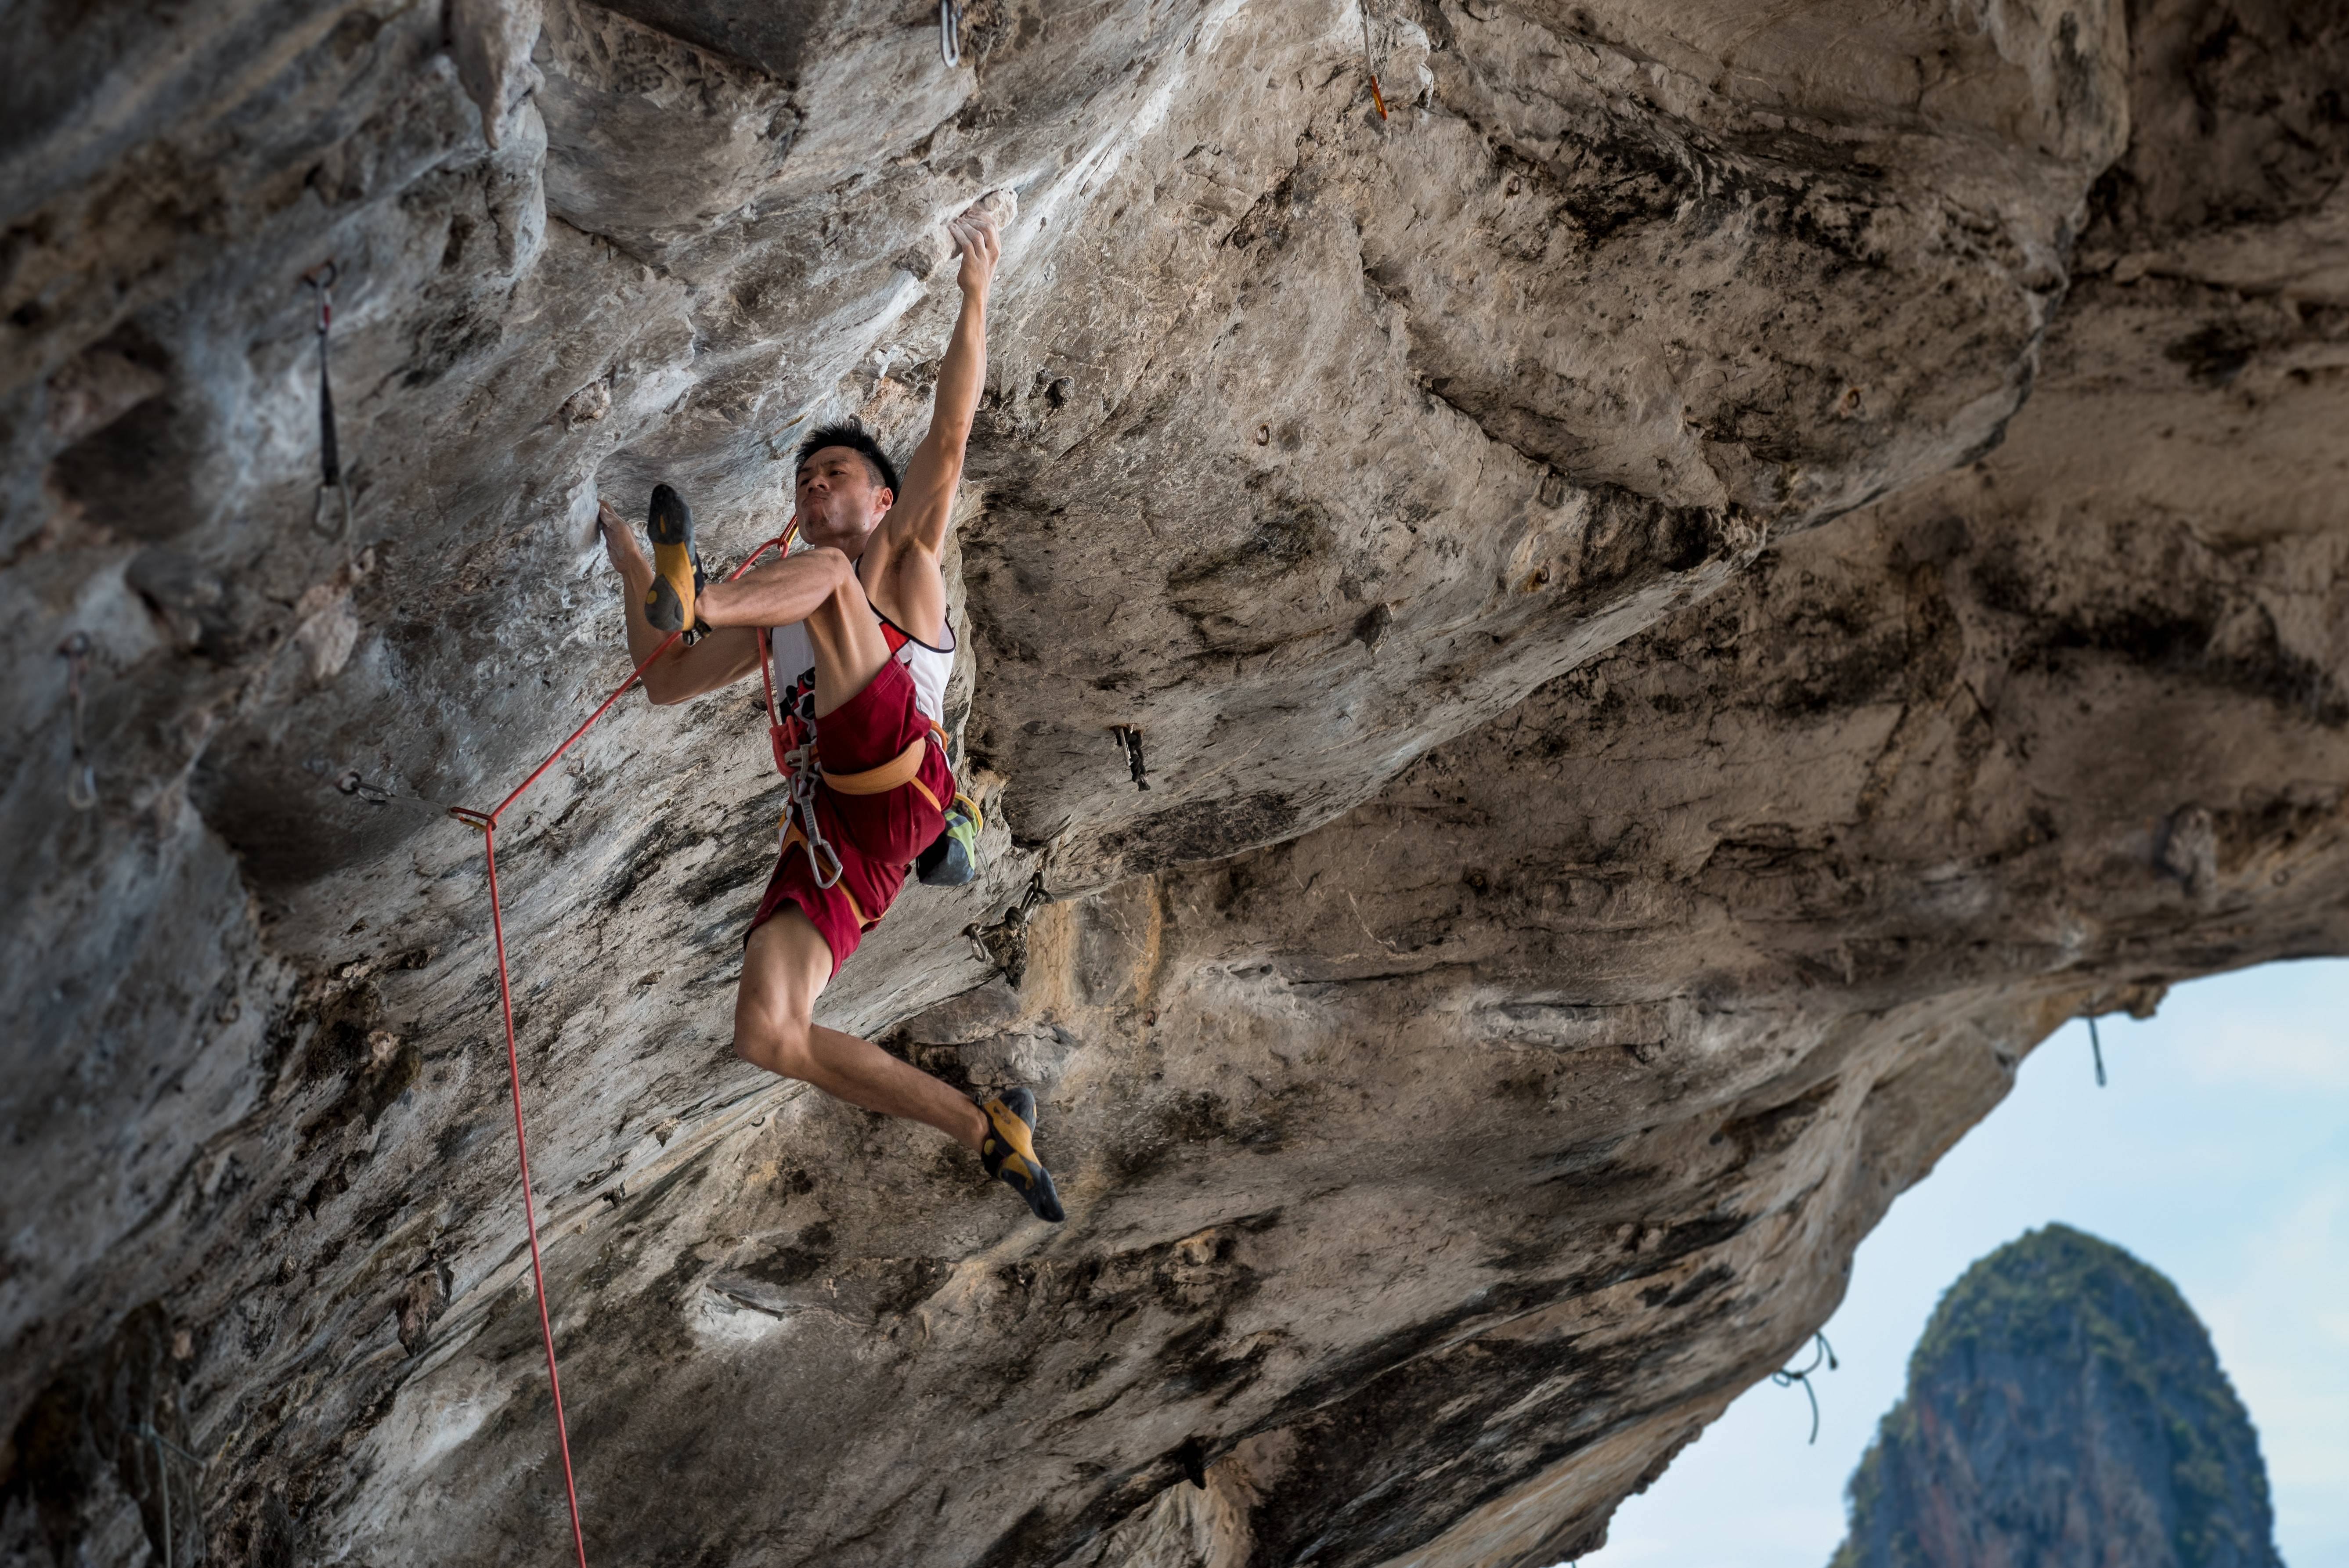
[1358,0,1389,120]
[302,262,353,542]
[753,523,979,893]
[57,632,97,811]
[1771,1332,1838,1444]
[939,0,966,66]
[2088,1015,2108,1088]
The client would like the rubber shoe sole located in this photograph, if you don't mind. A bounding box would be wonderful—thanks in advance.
[979,1087,1064,1222]
[645,483,701,634]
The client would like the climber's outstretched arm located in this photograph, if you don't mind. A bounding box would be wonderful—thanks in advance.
[865,203,1001,640]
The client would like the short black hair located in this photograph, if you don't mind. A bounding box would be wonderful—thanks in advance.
[795,418,899,500]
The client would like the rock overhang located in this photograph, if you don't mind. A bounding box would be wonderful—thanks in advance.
[2,1,2345,1565]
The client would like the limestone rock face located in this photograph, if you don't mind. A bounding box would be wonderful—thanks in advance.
[1830,1226,2283,1568]
[2,1,2344,1565]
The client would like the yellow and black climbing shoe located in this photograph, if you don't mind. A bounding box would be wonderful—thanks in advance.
[644,483,705,635]
[979,1087,1064,1222]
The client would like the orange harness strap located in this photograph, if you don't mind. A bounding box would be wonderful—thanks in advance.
[823,734,929,796]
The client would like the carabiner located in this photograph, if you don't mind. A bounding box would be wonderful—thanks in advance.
[314,481,353,540]
[940,0,964,66]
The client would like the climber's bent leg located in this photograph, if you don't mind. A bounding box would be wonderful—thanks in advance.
[733,651,1064,1219]
[735,910,988,1150]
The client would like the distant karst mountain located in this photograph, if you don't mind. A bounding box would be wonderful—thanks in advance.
[1830,1224,2283,1568]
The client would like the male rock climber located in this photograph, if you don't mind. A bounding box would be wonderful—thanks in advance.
[594,202,1062,1222]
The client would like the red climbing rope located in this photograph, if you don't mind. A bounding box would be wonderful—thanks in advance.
[446,532,789,1566]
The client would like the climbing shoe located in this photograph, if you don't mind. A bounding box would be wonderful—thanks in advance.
[978,1086,1064,1222]
[644,483,706,637]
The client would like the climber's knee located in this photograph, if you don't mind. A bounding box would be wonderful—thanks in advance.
[734,1010,815,1080]
[735,910,828,1080]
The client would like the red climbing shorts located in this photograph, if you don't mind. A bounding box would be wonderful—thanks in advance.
[746,657,953,977]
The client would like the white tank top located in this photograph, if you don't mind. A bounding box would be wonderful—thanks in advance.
[765,559,954,732]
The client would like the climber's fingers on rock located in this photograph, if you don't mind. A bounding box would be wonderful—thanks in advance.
[951,214,1001,294]
[952,200,1003,257]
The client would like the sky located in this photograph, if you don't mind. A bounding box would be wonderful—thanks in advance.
[1578,958,2349,1568]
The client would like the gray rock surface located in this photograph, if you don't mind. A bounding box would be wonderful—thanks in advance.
[1829,1225,2283,1568]
[2,0,2344,1564]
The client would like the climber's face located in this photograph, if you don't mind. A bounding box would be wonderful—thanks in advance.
[794,446,894,550]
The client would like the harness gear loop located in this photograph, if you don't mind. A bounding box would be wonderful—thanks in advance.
[302,262,353,542]
[58,632,97,811]
[779,716,848,890]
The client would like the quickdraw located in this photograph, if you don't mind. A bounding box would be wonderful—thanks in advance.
[1111,724,1150,790]
[1358,0,1389,120]
[302,262,353,542]
[939,0,967,66]
[133,1421,203,1568]
[58,632,97,811]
